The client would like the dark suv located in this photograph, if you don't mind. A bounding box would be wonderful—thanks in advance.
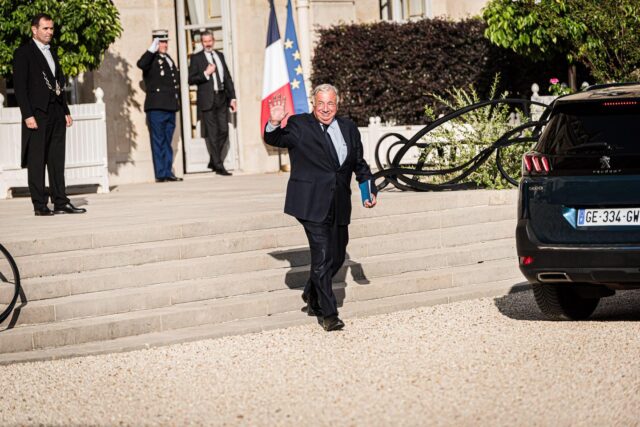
[517,83,640,320]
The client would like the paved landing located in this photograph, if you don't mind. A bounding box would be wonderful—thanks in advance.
[1,173,293,243]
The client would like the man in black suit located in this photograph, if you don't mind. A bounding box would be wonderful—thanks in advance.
[187,31,237,176]
[12,13,86,216]
[137,29,183,183]
[264,84,377,331]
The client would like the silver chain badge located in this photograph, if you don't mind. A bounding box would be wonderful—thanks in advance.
[42,71,62,96]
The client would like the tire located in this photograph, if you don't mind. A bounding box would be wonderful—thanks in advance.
[532,283,600,320]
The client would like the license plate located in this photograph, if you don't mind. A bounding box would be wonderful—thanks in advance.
[577,208,640,227]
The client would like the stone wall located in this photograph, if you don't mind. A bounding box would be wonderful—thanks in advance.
[438,0,485,19]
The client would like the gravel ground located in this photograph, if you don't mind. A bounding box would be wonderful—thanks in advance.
[1,290,639,427]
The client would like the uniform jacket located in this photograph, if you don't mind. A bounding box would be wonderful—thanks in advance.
[12,39,70,168]
[136,50,180,112]
[264,113,376,225]
[187,50,236,111]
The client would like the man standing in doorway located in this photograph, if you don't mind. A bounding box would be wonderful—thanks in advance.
[137,29,183,183]
[188,31,237,176]
[264,84,378,332]
[13,13,86,216]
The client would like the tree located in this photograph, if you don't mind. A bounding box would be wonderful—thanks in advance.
[482,0,585,88]
[570,1,640,83]
[483,0,640,84]
[0,0,122,78]
[483,0,584,62]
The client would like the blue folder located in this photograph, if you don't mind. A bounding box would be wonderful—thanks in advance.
[359,180,371,205]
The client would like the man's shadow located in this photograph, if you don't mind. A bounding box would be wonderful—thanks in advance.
[494,285,640,321]
[269,248,371,310]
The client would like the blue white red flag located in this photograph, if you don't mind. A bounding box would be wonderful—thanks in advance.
[284,0,309,114]
[261,0,294,133]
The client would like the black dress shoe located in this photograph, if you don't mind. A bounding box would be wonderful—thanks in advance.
[53,203,86,214]
[165,176,183,182]
[323,316,345,331]
[34,207,54,216]
[215,169,232,176]
[155,178,167,183]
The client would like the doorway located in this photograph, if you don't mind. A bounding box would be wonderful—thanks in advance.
[176,0,238,173]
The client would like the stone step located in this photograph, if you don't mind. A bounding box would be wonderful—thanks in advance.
[14,215,515,304]
[0,277,530,366]
[13,212,516,280]
[2,238,516,327]
[0,258,522,354]
[0,279,529,365]
[4,189,516,257]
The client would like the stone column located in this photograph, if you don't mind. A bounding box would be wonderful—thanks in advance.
[176,0,191,157]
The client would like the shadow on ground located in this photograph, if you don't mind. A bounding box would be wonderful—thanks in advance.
[495,287,640,321]
[269,248,370,311]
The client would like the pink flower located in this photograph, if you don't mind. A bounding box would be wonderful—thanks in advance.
[550,78,560,84]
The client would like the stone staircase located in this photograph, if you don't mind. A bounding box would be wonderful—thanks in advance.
[0,185,524,363]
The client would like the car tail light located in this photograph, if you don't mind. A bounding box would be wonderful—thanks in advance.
[602,101,638,107]
[522,153,551,175]
[520,256,534,266]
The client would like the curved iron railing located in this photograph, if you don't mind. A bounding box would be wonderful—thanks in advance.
[0,243,20,325]
[372,99,553,191]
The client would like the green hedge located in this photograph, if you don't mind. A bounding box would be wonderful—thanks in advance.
[311,18,585,126]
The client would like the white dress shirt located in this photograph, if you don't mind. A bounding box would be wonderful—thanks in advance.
[33,38,55,75]
[322,120,348,166]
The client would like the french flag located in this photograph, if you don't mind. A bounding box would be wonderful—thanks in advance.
[261,0,294,134]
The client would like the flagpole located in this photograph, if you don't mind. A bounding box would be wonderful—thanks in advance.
[296,0,311,104]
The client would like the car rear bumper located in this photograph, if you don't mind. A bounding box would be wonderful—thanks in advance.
[516,220,640,288]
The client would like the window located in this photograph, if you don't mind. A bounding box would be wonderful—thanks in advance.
[380,0,432,22]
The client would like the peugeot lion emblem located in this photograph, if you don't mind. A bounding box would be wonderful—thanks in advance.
[600,155,611,169]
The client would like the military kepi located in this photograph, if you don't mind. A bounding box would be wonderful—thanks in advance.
[152,29,169,41]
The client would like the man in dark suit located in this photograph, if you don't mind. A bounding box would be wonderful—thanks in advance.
[264,84,377,331]
[12,13,86,216]
[187,31,237,176]
[137,29,183,183]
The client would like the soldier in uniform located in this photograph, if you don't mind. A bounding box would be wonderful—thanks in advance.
[137,29,183,182]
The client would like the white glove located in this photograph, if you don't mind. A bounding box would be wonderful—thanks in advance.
[148,38,160,53]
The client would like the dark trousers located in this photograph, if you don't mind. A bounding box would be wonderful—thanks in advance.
[146,110,176,179]
[27,102,70,210]
[298,203,349,318]
[200,94,229,171]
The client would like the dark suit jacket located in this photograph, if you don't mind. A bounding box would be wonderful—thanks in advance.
[264,113,376,225]
[187,50,236,111]
[136,51,180,112]
[13,39,70,168]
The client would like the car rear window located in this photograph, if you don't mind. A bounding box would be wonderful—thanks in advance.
[536,102,640,156]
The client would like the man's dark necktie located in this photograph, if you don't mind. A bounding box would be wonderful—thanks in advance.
[322,124,340,167]
[207,52,222,91]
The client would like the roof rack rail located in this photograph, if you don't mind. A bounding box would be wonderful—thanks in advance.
[584,82,640,92]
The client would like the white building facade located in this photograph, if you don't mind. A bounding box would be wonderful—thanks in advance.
[1,0,487,185]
